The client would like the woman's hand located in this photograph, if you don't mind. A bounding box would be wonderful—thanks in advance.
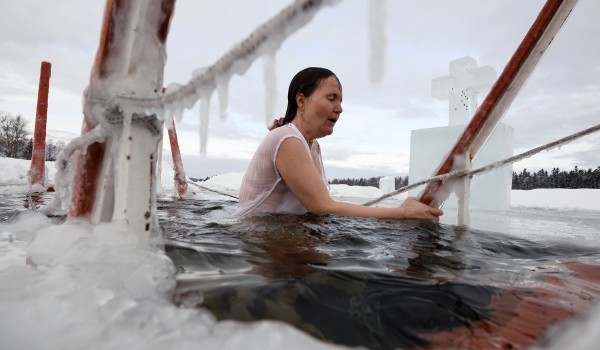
[399,197,444,220]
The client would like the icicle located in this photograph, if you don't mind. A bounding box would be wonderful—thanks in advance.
[172,101,184,124]
[156,128,164,196]
[369,0,387,84]
[199,93,212,155]
[263,52,277,125]
[216,74,230,121]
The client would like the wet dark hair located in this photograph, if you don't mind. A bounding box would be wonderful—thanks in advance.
[282,67,340,124]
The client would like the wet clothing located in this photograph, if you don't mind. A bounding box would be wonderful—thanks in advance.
[235,123,328,216]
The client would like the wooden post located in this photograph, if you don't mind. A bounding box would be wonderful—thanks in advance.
[167,121,188,198]
[418,0,578,207]
[29,61,51,192]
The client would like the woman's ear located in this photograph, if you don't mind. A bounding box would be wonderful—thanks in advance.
[296,93,306,111]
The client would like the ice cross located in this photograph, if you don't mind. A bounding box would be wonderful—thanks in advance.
[431,56,497,125]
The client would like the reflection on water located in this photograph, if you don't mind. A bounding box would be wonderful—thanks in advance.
[160,198,600,350]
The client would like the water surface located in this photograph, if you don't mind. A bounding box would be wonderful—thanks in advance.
[159,198,600,350]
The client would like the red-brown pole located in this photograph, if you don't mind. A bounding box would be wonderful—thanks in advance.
[168,122,188,198]
[418,0,578,207]
[68,0,114,218]
[29,61,51,192]
[69,0,176,219]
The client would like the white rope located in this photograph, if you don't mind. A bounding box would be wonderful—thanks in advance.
[166,123,600,206]
[363,122,600,206]
[187,180,239,200]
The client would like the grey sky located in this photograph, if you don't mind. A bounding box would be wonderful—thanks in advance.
[1,0,599,179]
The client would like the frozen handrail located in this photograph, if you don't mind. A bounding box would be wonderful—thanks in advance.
[363,122,600,206]
[113,0,341,116]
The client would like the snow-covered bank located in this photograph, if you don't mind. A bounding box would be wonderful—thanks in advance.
[194,169,600,212]
[511,188,600,211]
[1,157,599,212]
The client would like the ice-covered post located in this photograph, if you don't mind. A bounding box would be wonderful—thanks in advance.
[29,61,51,192]
[431,56,496,126]
[167,121,188,198]
[69,0,175,240]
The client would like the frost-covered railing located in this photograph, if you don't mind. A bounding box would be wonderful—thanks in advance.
[114,0,341,154]
[51,0,343,239]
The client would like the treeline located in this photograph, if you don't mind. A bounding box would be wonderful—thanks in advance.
[330,176,409,190]
[512,167,600,189]
[0,112,65,161]
[329,166,600,190]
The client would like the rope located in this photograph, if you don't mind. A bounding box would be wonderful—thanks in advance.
[362,122,600,206]
[187,180,239,200]
[174,123,599,206]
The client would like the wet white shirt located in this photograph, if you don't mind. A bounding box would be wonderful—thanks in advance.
[235,123,328,216]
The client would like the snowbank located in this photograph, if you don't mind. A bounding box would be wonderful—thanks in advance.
[512,188,600,211]
[1,156,599,211]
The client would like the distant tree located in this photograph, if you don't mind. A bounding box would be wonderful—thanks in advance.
[394,176,409,190]
[512,166,600,189]
[0,112,30,159]
[46,139,66,161]
[22,138,33,160]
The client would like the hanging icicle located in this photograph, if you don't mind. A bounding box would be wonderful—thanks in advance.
[199,92,212,155]
[263,51,278,125]
[369,0,387,84]
[216,74,230,121]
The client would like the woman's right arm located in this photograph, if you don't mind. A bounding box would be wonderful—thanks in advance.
[276,138,443,220]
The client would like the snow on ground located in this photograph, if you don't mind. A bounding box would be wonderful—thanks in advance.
[511,188,600,211]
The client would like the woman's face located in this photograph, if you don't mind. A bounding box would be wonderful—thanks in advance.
[298,76,343,139]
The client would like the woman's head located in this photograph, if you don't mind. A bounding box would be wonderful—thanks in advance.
[283,67,341,124]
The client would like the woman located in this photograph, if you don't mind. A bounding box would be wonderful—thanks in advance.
[236,67,443,220]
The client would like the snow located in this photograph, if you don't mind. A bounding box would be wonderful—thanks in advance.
[0,156,599,349]
[511,188,600,211]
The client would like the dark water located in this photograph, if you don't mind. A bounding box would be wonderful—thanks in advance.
[2,193,599,349]
[158,198,600,350]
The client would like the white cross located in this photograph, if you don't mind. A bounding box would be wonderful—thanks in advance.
[431,56,497,125]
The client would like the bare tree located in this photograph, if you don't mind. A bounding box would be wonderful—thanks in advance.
[46,139,66,161]
[0,112,30,158]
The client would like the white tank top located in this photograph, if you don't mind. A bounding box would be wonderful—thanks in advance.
[235,123,328,216]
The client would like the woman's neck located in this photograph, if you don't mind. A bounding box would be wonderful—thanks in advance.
[291,120,314,145]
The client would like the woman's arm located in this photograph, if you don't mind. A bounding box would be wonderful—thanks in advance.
[276,138,443,220]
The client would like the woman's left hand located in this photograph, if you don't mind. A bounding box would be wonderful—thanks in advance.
[399,197,444,220]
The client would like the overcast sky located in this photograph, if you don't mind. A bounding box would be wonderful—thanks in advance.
[1,0,599,179]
